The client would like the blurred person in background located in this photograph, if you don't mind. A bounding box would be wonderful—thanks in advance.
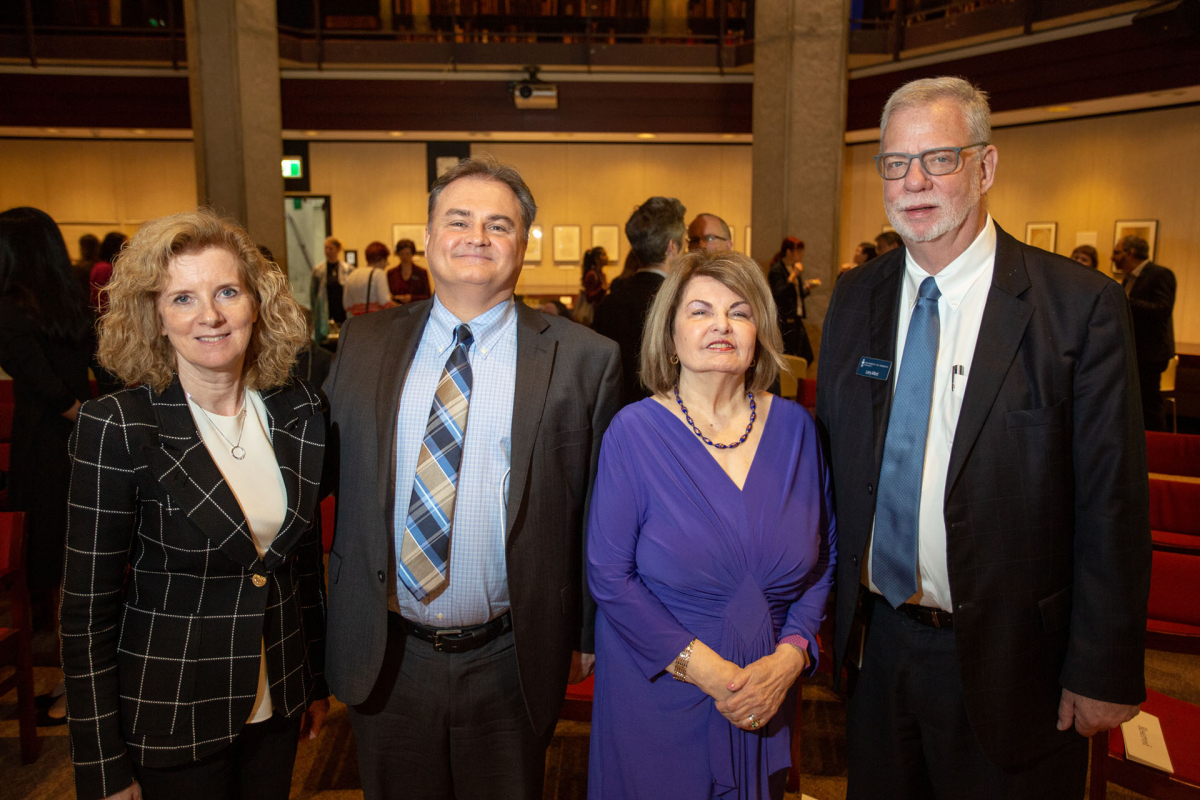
[767,237,816,364]
[313,236,354,326]
[0,206,95,723]
[73,232,100,300]
[387,238,431,306]
[344,240,395,317]
[89,231,127,312]
[575,246,609,328]
[1070,244,1100,269]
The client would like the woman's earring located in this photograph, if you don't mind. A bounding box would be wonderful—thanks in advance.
[749,358,756,368]
[670,354,679,364]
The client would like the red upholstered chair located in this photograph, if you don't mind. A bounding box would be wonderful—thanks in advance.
[0,512,40,763]
[0,403,13,442]
[320,495,336,554]
[560,673,594,722]
[0,381,12,404]
[1146,431,1200,478]
[1089,548,1200,798]
[0,442,9,510]
[797,378,818,413]
[1149,478,1200,553]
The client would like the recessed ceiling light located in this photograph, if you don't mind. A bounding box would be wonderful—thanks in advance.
[388,131,404,136]
[305,130,318,136]
[133,128,147,134]
[1044,106,1072,113]
[636,133,656,139]
[45,127,58,134]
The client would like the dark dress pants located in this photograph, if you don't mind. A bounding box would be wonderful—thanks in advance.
[134,712,302,800]
[846,597,1089,800]
[348,614,549,800]
[1139,359,1168,432]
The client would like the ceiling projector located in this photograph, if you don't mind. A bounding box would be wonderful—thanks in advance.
[510,67,558,110]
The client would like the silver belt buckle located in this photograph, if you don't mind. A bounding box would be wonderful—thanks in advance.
[432,628,463,652]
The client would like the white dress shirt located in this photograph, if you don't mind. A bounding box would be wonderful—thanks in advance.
[865,216,997,611]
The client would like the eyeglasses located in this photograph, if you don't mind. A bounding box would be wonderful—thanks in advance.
[687,235,729,245]
[874,142,989,180]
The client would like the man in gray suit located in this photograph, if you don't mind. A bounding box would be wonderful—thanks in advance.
[323,156,622,800]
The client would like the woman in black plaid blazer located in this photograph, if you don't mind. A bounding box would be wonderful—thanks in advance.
[60,211,329,800]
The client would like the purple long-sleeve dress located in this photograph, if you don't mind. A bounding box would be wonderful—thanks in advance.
[587,397,836,800]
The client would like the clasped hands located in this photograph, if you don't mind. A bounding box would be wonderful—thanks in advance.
[681,640,808,732]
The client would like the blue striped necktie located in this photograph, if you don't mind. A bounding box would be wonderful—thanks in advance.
[872,277,941,608]
[398,323,473,600]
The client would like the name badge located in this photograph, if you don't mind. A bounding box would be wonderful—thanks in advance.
[856,357,892,381]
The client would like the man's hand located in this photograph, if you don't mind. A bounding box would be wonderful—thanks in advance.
[568,651,595,684]
[1057,688,1139,737]
[299,697,330,740]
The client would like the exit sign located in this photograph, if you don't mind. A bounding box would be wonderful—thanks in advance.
[282,157,303,178]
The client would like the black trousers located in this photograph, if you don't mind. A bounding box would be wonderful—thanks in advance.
[348,614,549,800]
[1139,358,1168,432]
[134,712,302,800]
[846,598,1089,800]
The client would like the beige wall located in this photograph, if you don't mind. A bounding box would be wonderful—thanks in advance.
[0,138,197,255]
[838,103,1200,344]
[470,142,753,296]
[2,103,1195,343]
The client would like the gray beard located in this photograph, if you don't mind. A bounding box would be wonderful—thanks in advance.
[885,176,982,244]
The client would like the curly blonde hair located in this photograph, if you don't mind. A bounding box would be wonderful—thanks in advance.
[97,209,308,394]
[640,249,786,396]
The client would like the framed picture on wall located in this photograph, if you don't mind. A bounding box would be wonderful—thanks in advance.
[554,225,582,264]
[391,223,426,255]
[1114,219,1158,260]
[1024,222,1057,253]
[525,225,543,262]
[591,224,620,262]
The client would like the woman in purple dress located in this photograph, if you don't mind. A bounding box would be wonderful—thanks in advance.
[587,249,836,800]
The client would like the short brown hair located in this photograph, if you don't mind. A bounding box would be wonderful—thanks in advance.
[427,154,537,238]
[394,238,417,256]
[364,241,390,265]
[98,209,308,394]
[626,196,686,268]
[640,250,786,396]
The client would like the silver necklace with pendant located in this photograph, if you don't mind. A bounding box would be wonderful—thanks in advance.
[190,391,249,460]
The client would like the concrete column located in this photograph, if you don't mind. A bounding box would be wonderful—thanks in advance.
[751,0,850,334]
[184,0,287,271]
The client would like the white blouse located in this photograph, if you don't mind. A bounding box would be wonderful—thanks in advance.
[188,389,288,724]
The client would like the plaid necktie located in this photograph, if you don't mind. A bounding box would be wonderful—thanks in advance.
[398,324,473,600]
[872,277,941,608]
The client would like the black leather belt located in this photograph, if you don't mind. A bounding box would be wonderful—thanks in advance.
[390,611,512,653]
[901,603,954,629]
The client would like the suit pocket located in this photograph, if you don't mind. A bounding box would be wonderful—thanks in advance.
[118,606,202,735]
[542,426,591,452]
[1037,586,1073,634]
[1005,400,1068,430]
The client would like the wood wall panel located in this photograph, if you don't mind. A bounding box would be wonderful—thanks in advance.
[837,104,1200,344]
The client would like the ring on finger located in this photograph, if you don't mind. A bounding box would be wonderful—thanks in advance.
[748,713,759,730]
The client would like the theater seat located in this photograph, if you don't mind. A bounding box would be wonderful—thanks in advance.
[1146,431,1200,478]
[1148,478,1200,539]
[560,674,594,722]
[1146,548,1200,653]
[0,512,40,763]
[1089,689,1200,799]
[0,403,13,442]
[320,495,336,554]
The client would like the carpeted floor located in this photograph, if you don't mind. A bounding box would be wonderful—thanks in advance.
[3,618,1197,799]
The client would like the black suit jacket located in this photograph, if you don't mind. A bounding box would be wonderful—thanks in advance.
[322,299,621,738]
[61,379,329,800]
[592,269,665,406]
[816,223,1151,768]
[1125,261,1176,366]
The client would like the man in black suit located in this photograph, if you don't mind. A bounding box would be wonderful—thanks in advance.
[323,156,621,800]
[1113,234,1176,431]
[593,196,685,406]
[817,77,1150,799]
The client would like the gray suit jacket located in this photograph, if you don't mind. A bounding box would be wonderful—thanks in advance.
[323,299,622,737]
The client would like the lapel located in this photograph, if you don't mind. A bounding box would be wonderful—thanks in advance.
[146,378,260,571]
[867,250,906,468]
[944,224,1033,499]
[375,302,433,525]
[257,384,323,572]
[505,303,555,540]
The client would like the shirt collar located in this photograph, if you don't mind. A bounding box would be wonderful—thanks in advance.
[428,294,516,359]
[1129,258,1151,279]
[903,214,996,311]
[642,266,669,278]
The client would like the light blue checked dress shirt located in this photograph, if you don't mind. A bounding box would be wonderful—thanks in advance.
[391,296,517,627]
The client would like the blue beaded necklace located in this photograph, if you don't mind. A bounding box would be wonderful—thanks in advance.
[673,383,757,450]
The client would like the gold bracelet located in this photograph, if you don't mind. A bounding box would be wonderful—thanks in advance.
[671,638,696,682]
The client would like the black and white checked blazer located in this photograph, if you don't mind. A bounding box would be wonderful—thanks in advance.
[60,377,329,800]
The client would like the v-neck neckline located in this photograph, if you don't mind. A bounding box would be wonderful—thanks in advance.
[646,393,777,493]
